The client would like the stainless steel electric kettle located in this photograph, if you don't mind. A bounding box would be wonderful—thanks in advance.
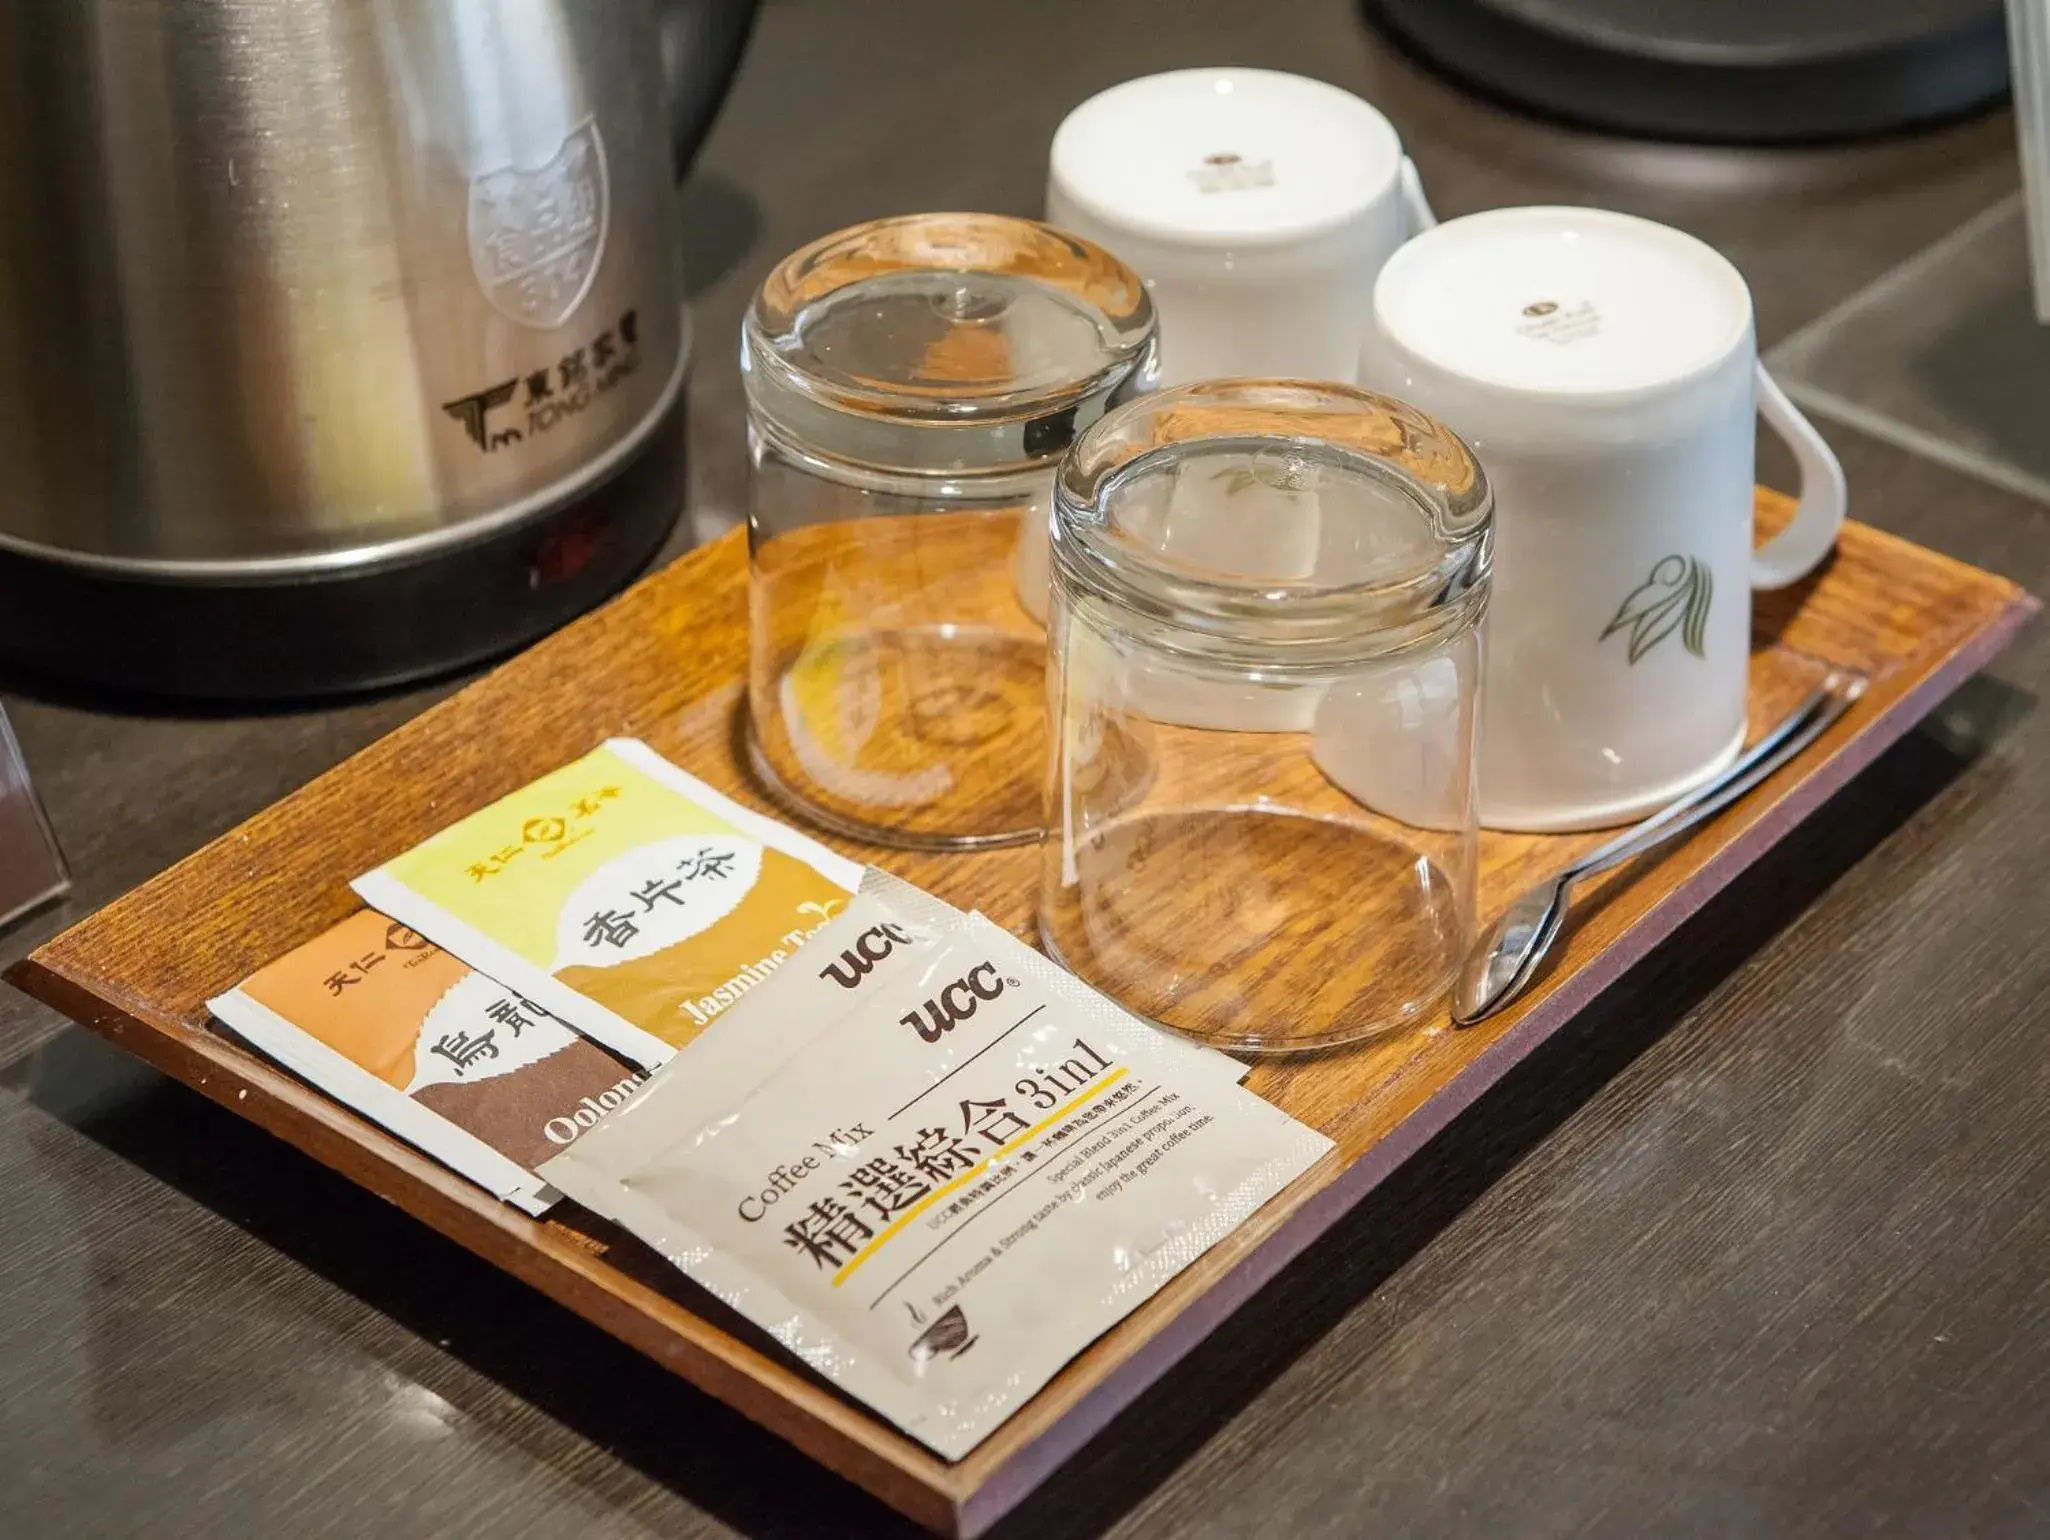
[0,0,755,697]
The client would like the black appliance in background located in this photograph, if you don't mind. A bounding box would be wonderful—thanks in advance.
[1366,0,2010,141]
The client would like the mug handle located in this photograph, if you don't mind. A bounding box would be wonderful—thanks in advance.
[1400,157,1437,233]
[1752,365,1846,590]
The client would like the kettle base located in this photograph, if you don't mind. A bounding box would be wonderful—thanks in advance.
[0,400,686,704]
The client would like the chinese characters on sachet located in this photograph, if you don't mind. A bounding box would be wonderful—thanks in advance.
[353,739,862,1068]
[209,909,645,1215]
[540,879,1330,1461]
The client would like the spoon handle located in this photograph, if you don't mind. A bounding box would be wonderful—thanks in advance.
[1566,672,1864,888]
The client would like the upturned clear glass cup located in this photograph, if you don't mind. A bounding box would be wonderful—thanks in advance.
[743,213,1157,849]
[1040,380,1493,1052]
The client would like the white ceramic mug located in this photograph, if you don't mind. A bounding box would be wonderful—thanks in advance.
[1025,68,1435,643]
[1361,206,1847,832]
[1047,67,1435,387]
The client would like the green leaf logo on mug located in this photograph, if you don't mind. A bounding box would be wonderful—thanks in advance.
[1600,555,1713,664]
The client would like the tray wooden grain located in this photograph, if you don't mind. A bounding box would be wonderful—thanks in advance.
[8,492,2034,1537]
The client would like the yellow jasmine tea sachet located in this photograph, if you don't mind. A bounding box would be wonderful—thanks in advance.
[353,739,862,1068]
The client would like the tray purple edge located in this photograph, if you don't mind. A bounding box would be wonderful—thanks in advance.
[958,599,2037,1537]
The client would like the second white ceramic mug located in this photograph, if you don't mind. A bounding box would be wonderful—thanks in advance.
[1360,205,1847,832]
[1046,67,1435,387]
[1025,68,1436,642]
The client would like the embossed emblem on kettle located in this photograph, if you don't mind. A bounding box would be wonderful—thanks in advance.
[467,118,610,330]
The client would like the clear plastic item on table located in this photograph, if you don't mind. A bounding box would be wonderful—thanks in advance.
[1039,380,1494,1053]
[0,703,67,934]
[742,212,1158,851]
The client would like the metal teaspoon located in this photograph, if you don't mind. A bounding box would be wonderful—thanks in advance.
[1451,671,1867,1027]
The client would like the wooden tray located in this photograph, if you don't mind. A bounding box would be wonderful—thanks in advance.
[8,493,2033,1537]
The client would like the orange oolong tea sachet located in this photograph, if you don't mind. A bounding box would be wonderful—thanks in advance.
[352,739,863,1069]
[209,909,646,1215]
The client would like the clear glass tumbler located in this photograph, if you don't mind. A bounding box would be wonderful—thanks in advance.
[744,213,1157,848]
[1040,380,1493,1052]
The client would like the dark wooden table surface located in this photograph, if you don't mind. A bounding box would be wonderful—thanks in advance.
[4,3,2046,1536]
